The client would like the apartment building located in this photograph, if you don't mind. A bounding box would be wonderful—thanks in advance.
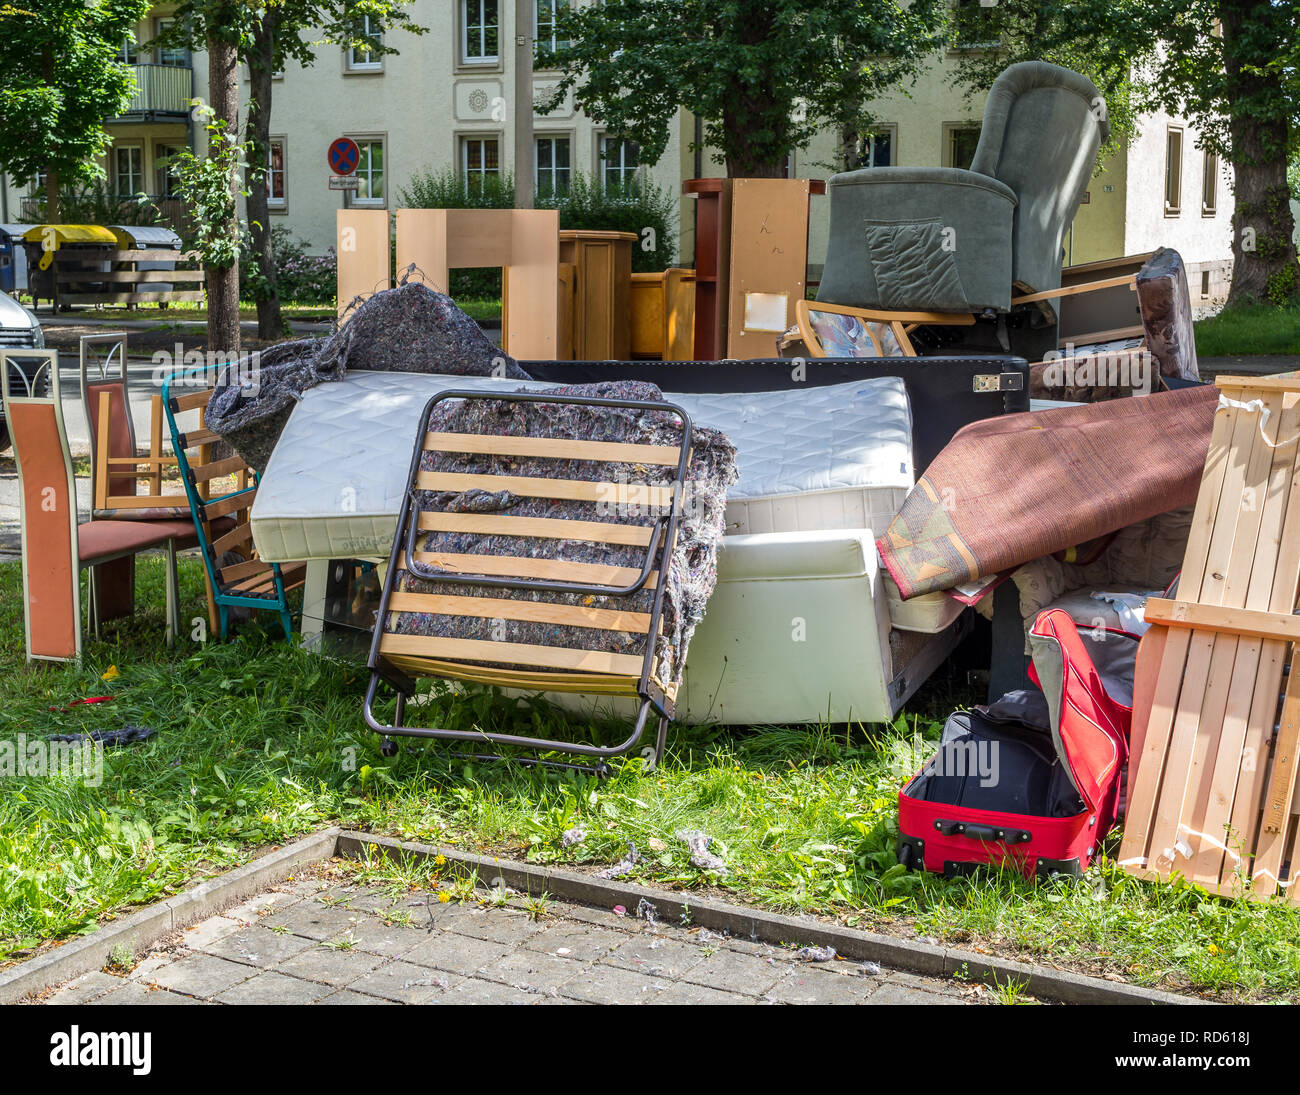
[1,1,1235,299]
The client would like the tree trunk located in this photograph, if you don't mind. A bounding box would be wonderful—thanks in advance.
[247,13,286,341]
[206,24,241,357]
[41,53,60,222]
[839,117,864,173]
[1221,2,1299,307]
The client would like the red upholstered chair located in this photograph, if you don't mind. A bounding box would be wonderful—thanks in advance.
[1,348,192,661]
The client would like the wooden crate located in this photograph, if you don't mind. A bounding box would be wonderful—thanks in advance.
[1122,374,1300,901]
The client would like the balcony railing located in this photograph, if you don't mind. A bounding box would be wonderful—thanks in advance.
[18,195,190,237]
[111,64,193,120]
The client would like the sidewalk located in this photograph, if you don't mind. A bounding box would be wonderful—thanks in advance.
[39,874,990,1006]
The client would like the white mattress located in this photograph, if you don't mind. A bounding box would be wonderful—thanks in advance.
[251,370,914,562]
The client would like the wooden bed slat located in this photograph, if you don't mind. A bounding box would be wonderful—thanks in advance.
[424,431,682,465]
[385,590,653,634]
[379,632,645,676]
[400,551,656,590]
[415,470,675,509]
[417,511,655,547]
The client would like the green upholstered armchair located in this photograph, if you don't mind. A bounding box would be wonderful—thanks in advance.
[818,62,1110,323]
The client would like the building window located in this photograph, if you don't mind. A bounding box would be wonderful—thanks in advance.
[115,146,144,196]
[1202,149,1218,215]
[348,15,383,70]
[534,0,568,63]
[153,19,189,67]
[119,36,138,65]
[600,136,640,189]
[859,127,894,168]
[1165,126,1183,215]
[463,0,499,65]
[462,136,500,189]
[535,135,571,196]
[944,125,981,170]
[267,140,286,207]
[351,138,385,204]
[155,145,182,197]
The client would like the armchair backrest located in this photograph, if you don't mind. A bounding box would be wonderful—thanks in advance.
[971,61,1110,299]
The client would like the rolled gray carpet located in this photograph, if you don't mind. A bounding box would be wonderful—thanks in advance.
[205,283,529,474]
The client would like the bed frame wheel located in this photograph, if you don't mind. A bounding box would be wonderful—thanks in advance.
[379,738,399,758]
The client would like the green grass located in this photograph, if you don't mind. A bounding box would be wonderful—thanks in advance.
[1194,303,1300,357]
[0,555,1297,1001]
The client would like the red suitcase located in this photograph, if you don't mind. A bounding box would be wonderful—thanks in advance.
[897,609,1135,879]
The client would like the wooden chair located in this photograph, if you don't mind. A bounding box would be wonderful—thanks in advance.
[1122,374,1300,902]
[78,332,195,632]
[794,298,974,358]
[160,372,306,640]
[1,348,191,660]
[364,388,694,775]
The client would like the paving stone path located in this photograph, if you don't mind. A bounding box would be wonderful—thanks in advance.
[40,874,994,1005]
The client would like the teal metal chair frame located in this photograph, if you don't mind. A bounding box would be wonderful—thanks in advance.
[160,370,297,641]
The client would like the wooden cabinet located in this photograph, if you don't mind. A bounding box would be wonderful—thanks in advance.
[559,230,635,360]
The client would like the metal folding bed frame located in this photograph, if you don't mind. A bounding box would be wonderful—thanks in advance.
[363,388,694,775]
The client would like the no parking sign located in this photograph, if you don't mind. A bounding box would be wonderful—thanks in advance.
[328,137,360,175]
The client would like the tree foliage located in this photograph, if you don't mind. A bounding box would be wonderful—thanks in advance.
[0,0,151,201]
[950,0,1299,306]
[543,0,946,177]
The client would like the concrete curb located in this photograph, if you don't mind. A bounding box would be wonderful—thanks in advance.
[0,827,340,1004]
[2,826,1204,1006]
[336,830,1203,1007]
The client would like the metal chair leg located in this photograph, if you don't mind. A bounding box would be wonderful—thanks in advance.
[164,540,179,646]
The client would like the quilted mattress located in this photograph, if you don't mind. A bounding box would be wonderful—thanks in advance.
[250,370,914,562]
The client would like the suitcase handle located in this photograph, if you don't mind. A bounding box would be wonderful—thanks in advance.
[934,819,1032,844]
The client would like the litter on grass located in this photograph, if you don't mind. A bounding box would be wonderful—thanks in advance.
[47,724,156,747]
[675,828,728,872]
[596,843,640,880]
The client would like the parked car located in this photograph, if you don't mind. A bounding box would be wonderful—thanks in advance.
[0,287,45,452]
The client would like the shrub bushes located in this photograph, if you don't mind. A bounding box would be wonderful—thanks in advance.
[397,166,680,299]
[240,225,336,305]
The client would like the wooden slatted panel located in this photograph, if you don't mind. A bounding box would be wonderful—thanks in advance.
[385,590,653,634]
[415,471,674,509]
[1121,382,1300,902]
[424,431,682,466]
[400,551,656,589]
[416,511,655,547]
[379,632,644,676]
